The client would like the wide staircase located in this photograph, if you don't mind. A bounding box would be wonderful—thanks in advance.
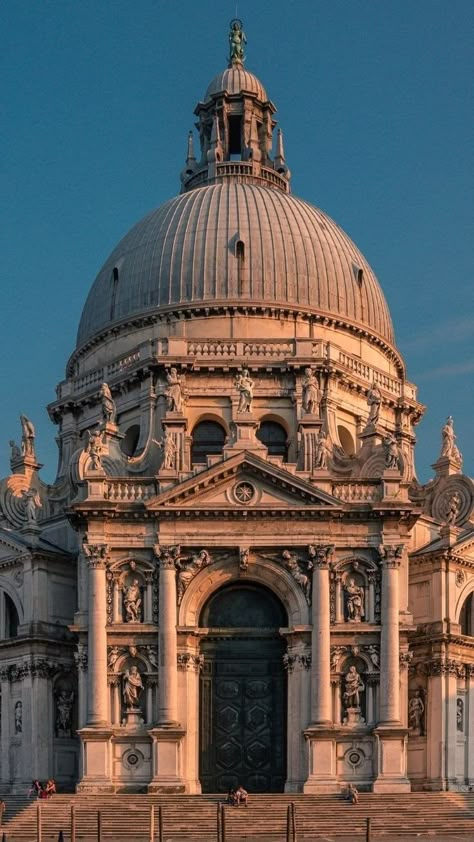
[2,792,474,840]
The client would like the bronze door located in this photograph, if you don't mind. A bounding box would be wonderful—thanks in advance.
[200,637,286,793]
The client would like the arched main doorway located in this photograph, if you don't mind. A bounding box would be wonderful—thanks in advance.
[199,582,287,793]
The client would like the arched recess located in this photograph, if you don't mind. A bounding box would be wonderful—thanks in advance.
[256,418,288,461]
[330,554,379,625]
[0,576,24,639]
[191,418,227,465]
[458,591,474,636]
[107,648,157,727]
[198,580,288,793]
[179,555,308,628]
[106,555,157,625]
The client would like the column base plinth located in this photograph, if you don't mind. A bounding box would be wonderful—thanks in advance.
[147,726,187,793]
[372,725,411,793]
[77,727,114,792]
[303,725,339,794]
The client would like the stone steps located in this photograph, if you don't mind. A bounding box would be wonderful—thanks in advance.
[2,793,474,841]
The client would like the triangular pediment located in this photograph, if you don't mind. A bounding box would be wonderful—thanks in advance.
[147,451,342,511]
[0,528,30,565]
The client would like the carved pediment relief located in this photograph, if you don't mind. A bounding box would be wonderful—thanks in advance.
[147,452,342,512]
[0,530,28,565]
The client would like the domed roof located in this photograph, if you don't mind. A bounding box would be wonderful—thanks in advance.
[204,66,268,102]
[77,183,394,347]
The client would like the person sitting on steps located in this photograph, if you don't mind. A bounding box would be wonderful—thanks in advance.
[234,784,248,807]
[347,782,359,804]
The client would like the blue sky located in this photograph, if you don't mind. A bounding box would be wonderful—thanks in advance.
[1,0,473,483]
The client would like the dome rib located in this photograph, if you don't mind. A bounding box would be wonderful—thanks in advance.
[77,183,395,348]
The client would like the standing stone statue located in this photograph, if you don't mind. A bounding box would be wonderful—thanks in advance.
[457,698,464,732]
[314,429,331,469]
[235,369,254,413]
[123,579,142,622]
[100,382,116,424]
[123,665,144,709]
[344,578,365,622]
[343,666,364,710]
[229,19,246,64]
[383,431,399,469]
[444,491,461,526]
[9,440,21,462]
[301,368,320,415]
[440,415,462,463]
[366,383,382,428]
[20,415,36,457]
[14,700,22,734]
[166,367,185,413]
[159,429,177,470]
[408,689,425,735]
[85,428,104,470]
[21,488,41,526]
[56,690,74,737]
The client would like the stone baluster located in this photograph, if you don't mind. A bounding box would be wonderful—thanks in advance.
[378,544,403,724]
[155,545,180,725]
[83,543,109,726]
[310,545,334,724]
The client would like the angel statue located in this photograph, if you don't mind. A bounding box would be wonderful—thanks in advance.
[84,428,104,470]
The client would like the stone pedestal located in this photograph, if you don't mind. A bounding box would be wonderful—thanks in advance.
[303,727,338,793]
[373,727,410,792]
[159,414,188,475]
[123,708,144,728]
[76,727,114,793]
[343,707,365,727]
[297,417,322,471]
[223,415,267,456]
[147,726,186,793]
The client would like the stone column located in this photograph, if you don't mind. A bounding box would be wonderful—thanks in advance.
[74,644,88,729]
[378,544,402,724]
[303,545,338,793]
[0,673,11,786]
[155,545,179,725]
[373,544,410,792]
[310,545,333,724]
[83,544,109,725]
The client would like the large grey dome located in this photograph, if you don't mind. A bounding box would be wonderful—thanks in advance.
[77,183,394,347]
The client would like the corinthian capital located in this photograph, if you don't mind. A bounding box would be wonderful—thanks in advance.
[308,543,334,568]
[378,543,404,568]
[83,542,109,569]
[154,544,180,570]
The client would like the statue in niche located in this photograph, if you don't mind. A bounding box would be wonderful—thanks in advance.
[84,428,104,470]
[176,549,211,604]
[443,491,461,526]
[14,700,22,734]
[9,440,21,462]
[159,429,177,470]
[100,382,116,424]
[229,18,246,63]
[344,577,365,623]
[123,665,144,709]
[383,431,400,469]
[457,698,464,732]
[20,415,36,457]
[343,666,364,710]
[123,578,142,623]
[408,689,425,736]
[282,550,312,604]
[108,646,122,669]
[314,429,331,469]
[55,689,74,737]
[234,369,254,413]
[366,645,379,669]
[166,367,185,413]
[366,383,381,428]
[21,488,41,526]
[301,367,320,415]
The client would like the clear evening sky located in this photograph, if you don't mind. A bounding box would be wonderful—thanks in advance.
[1,1,473,483]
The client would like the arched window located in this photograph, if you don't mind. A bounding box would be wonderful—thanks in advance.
[460,593,474,636]
[257,421,288,461]
[4,594,19,638]
[191,421,226,465]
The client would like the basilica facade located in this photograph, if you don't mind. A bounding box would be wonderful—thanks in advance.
[1,23,473,795]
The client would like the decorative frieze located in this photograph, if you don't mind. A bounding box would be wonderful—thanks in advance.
[399,651,413,669]
[0,658,73,682]
[429,658,466,678]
